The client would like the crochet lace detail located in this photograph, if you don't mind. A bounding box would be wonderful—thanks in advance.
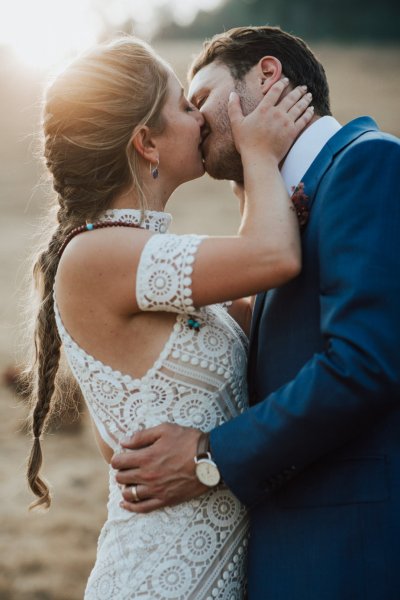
[55,207,249,599]
[100,208,172,233]
[137,234,205,314]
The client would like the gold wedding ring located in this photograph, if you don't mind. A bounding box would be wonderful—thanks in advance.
[131,484,140,503]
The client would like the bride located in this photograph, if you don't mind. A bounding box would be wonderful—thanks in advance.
[26,36,312,599]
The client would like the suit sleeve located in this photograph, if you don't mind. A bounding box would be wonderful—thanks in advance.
[210,136,400,506]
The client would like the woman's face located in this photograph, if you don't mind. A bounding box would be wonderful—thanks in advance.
[156,72,205,188]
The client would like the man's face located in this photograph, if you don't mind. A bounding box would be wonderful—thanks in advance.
[188,62,261,182]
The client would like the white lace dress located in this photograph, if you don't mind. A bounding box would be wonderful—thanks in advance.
[54,208,249,600]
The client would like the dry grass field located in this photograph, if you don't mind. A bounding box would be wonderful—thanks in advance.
[0,40,399,599]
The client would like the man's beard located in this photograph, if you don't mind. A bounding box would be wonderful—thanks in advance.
[203,140,244,182]
[203,81,258,183]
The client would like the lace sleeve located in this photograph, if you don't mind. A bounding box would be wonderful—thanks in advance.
[136,233,206,314]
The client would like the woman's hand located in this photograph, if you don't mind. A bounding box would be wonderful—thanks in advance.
[229,78,314,164]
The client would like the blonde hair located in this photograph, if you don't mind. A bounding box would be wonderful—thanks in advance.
[27,36,170,509]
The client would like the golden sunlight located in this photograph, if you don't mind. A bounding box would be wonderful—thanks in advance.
[0,0,101,69]
[0,0,224,70]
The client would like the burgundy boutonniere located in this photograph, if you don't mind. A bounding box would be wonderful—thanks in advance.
[291,182,310,230]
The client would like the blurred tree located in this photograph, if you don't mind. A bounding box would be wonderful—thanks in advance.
[156,0,400,42]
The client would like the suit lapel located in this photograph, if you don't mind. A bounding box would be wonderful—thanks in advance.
[300,116,379,207]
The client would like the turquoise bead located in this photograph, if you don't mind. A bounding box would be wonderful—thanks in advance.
[187,317,201,331]
[86,223,94,231]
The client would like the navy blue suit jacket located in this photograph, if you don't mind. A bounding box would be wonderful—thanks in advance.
[210,117,400,599]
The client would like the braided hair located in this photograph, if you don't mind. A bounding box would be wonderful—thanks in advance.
[27,36,169,509]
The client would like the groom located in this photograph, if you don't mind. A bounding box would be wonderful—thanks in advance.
[112,27,400,598]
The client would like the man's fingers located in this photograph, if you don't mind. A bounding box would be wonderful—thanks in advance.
[121,484,150,503]
[120,425,164,450]
[120,498,165,514]
[111,447,142,470]
[115,468,140,486]
[115,460,158,485]
[111,450,137,470]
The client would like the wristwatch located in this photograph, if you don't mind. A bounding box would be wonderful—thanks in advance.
[194,433,221,487]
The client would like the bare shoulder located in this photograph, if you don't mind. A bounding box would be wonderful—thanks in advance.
[55,226,153,316]
[58,226,152,279]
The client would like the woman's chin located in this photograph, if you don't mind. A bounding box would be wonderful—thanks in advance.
[186,162,206,183]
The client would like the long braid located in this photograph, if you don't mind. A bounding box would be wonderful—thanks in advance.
[26,36,169,509]
[27,216,64,509]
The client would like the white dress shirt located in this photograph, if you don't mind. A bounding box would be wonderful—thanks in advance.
[281,116,342,194]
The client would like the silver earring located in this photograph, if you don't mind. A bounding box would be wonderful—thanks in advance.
[150,160,159,179]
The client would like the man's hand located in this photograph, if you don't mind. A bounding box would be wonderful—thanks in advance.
[111,423,208,513]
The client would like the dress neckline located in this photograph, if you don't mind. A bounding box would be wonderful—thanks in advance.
[99,208,172,234]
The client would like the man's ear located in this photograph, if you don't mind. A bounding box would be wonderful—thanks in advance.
[131,125,158,163]
[257,56,283,95]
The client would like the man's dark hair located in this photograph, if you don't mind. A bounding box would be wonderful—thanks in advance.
[190,26,331,116]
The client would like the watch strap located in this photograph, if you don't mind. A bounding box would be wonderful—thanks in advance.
[196,432,211,459]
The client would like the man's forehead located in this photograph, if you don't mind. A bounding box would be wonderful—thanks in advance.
[188,62,232,100]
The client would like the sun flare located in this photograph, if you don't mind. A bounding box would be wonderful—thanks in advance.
[0,0,224,70]
[0,0,103,69]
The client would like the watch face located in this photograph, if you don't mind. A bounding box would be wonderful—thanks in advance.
[196,459,220,487]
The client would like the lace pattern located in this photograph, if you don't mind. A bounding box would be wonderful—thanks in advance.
[100,208,172,234]
[137,233,205,314]
[54,305,248,452]
[55,208,249,599]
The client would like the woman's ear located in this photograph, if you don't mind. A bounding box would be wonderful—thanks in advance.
[131,125,158,163]
[257,56,283,94]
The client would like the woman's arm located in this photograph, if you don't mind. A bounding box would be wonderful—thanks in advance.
[58,81,312,318]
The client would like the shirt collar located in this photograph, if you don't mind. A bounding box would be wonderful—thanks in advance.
[281,116,342,194]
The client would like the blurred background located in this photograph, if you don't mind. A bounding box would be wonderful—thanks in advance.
[1,0,399,598]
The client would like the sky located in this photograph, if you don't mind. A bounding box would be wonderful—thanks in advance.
[0,0,224,69]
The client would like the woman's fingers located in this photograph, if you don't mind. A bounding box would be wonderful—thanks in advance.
[293,105,315,134]
[229,79,310,125]
[228,78,312,160]
[227,91,244,127]
[276,83,308,112]
[287,92,313,121]
[260,77,290,107]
